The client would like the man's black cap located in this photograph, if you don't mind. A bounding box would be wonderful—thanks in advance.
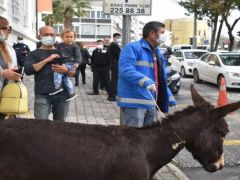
[17,36,23,40]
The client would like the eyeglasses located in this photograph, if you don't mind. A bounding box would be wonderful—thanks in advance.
[0,26,12,32]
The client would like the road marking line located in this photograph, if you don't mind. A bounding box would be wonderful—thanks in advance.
[224,140,240,145]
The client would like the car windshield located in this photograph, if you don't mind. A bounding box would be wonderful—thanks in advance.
[220,54,240,66]
[184,51,207,59]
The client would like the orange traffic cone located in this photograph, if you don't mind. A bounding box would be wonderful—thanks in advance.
[217,77,228,107]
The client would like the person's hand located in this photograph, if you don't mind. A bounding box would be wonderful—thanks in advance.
[74,63,79,68]
[46,54,60,62]
[1,69,22,81]
[52,64,68,73]
[146,84,156,92]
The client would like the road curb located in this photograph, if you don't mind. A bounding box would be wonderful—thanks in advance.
[154,163,189,180]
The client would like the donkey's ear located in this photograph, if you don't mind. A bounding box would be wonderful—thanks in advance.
[211,101,240,120]
[190,84,209,107]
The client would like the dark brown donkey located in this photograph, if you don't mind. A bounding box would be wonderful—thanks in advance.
[0,85,240,180]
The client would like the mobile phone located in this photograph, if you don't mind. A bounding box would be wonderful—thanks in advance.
[12,67,24,75]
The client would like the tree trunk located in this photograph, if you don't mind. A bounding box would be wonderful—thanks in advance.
[210,16,218,52]
[214,18,224,51]
[64,17,73,30]
[224,17,240,51]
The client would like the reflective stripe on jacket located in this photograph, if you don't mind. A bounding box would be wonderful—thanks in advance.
[117,38,169,112]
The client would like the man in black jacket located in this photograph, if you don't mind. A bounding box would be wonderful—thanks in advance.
[87,40,110,95]
[13,36,30,70]
[107,33,121,101]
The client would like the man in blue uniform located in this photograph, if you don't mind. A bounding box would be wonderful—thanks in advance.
[117,21,169,127]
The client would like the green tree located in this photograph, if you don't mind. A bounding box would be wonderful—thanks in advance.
[42,0,91,29]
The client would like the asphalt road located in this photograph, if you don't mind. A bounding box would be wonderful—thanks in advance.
[173,77,240,180]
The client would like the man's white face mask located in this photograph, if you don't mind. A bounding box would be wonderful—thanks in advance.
[41,36,55,46]
[97,44,103,49]
[116,37,122,44]
[0,30,6,42]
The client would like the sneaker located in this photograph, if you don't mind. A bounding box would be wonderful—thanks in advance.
[66,93,78,101]
[49,87,63,95]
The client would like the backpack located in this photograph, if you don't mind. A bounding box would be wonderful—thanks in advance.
[0,80,28,115]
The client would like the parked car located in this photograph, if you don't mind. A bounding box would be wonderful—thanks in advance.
[169,49,208,77]
[192,52,240,89]
[172,44,192,52]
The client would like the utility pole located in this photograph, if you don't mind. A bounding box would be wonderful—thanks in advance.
[122,0,131,46]
[122,15,131,46]
[192,0,197,49]
[193,12,197,49]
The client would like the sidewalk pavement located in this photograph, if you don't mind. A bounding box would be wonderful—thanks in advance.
[21,67,189,180]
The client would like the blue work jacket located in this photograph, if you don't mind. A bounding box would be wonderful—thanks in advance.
[117,38,169,112]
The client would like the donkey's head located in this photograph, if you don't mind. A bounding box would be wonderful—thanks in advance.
[185,85,240,172]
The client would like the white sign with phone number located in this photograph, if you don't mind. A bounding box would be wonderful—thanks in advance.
[103,0,152,16]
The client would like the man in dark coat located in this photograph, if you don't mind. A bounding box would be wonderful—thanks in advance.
[107,33,121,101]
[87,40,110,95]
[12,36,30,70]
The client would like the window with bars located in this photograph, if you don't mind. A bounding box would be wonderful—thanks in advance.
[96,25,111,36]
[81,24,95,35]
[12,0,20,18]
[0,0,5,9]
[24,0,28,26]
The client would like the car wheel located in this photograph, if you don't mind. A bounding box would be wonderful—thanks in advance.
[217,75,225,88]
[193,69,201,83]
[180,67,186,77]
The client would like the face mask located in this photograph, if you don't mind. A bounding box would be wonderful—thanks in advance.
[18,40,23,43]
[116,38,122,43]
[0,34,5,42]
[0,31,6,42]
[157,34,166,44]
[41,36,55,46]
[97,45,103,49]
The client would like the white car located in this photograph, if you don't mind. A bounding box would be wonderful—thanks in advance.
[192,52,240,89]
[169,49,208,77]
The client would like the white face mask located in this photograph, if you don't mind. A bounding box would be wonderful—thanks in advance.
[157,34,166,44]
[41,36,55,46]
[97,44,103,49]
[18,40,23,43]
[0,30,6,42]
[116,37,122,43]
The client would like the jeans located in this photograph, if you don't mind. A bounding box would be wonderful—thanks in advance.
[34,93,69,121]
[120,107,155,127]
[54,63,74,95]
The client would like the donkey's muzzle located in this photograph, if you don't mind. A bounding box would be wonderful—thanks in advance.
[204,154,224,172]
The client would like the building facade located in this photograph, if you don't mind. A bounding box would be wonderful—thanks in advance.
[164,18,210,46]
[0,0,37,50]
[50,0,144,45]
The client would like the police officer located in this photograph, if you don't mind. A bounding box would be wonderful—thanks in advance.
[87,40,110,95]
[13,37,30,70]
